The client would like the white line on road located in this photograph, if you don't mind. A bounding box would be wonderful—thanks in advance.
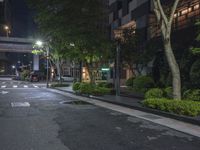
[24,85,28,88]
[1,85,6,88]
[13,85,18,88]
[11,102,30,107]
[0,91,9,94]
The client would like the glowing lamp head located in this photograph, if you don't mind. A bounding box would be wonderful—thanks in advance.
[36,40,43,47]
[4,25,9,30]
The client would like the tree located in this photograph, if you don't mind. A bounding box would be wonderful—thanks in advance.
[28,0,111,84]
[152,0,181,99]
[120,28,155,76]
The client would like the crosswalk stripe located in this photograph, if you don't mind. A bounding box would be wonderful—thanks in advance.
[0,83,43,89]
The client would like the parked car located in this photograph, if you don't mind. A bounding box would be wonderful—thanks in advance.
[56,75,74,82]
[29,74,39,82]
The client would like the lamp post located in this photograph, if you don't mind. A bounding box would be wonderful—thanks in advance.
[113,28,123,96]
[35,40,49,88]
[46,46,49,88]
[116,42,120,96]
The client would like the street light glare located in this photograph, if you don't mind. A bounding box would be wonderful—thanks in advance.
[4,25,9,30]
[36,40,43,47]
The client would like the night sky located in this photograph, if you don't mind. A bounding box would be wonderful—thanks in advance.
[10,0,36,38]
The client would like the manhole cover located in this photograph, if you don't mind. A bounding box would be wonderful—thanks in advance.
[11,102,30,107]
[60,100,91,105]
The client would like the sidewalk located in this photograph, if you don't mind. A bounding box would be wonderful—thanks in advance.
[48,87,200,138]
[54,86,200,126]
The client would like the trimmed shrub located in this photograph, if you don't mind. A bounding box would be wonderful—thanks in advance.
[21,70,30,81]
[183,89,200,101]
[143,98,200,117]
[51,83,69,88]
[164,87,173,98]
[97,82,107,87]
[145,88,164,99]
[72,82,81,91]
[132,76,154,93]
[125,77,135,87]
[92,87,111,96]
[79,83,94,95]
[97,82,114,88]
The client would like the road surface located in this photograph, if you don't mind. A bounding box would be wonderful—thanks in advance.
[0,79,200,150]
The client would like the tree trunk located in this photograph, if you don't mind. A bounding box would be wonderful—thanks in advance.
[128,63,135,77]
[163,37,181,99]
[85,62,95,84]
[56,60,62,84]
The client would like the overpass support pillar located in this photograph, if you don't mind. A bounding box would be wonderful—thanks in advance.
[33,55,39,71]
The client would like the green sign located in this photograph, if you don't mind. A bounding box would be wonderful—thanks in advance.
[101,68,110,71]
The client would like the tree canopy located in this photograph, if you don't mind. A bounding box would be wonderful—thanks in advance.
[28,0,111,63]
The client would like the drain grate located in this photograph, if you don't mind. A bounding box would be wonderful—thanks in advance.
[60,100,91,105]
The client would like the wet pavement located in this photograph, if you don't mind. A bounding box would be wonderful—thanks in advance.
[0,80,200,150]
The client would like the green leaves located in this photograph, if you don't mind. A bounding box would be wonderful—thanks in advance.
[32,49,44,55]
[28,0,111,64]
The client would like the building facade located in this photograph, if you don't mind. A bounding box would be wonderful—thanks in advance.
[108,0,200,85]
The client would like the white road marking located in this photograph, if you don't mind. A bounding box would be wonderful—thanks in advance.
[13,85,18,88]
[24,85,28,88]
[11,102,30,107]
[1,85,6,88]
[0,91,9,94]
[33,85,39,88]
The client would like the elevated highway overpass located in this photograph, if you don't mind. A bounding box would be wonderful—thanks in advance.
[0,37,40,74]
[0,37,34,53]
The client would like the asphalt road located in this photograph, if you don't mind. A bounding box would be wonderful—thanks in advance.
[0,79,200,150]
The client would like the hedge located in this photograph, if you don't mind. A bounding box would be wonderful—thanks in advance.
[145,88,164,99]
[72,82,112,96]
[143,98,200,117]
[183,89,200,101]
[132,76,154,93]
[51,83,69,88]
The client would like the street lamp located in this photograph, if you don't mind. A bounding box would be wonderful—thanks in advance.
[35,40,49,88]
[4,25,10,37]
[36,40,43,47]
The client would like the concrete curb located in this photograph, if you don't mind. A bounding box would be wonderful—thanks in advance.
[52,88,200,126]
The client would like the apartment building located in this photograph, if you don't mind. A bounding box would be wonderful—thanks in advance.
[148,0,200,38]
[108,0,200,84]
[108,0,150,84]
[109,0,149,39]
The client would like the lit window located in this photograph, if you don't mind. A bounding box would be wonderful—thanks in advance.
[194,4,199,10]
[181,9,188,15]
[188,7,192,12]
[174,13,177,18]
